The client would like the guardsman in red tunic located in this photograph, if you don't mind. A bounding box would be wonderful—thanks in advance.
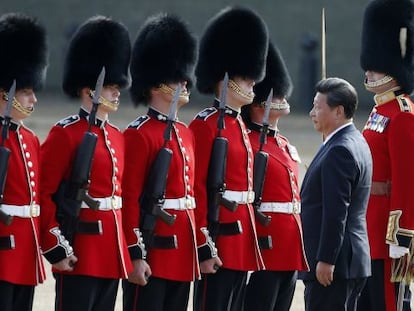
[242,41,309,311]
[122,14,199,311]
[40,16,132,310]
[189,7,268,311]
[358,1,414,310]
[0,13,75,311]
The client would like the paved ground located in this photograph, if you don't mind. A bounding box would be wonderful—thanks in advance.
[28,93,371,310]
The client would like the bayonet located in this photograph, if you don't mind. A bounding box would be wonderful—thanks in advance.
[259,89,273,149]
[89,67,106,129]
[1,80,16,144]
[164,84,181,142]
[217,72,229,131]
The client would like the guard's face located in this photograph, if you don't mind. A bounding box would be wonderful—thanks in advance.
[309,92,339,137]
[226,77,256,108]
[157,82,190,108]
[11,88,37,122]
[365,71,386,83]
[99,84,121,112]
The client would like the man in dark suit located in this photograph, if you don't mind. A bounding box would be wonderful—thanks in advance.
[300,77,373,311]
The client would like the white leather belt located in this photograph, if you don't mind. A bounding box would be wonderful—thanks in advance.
[223,190,255,204]
[163,196,196,210]
[258,202,301,214]
[81,196,122,210]
[0,204,40,218]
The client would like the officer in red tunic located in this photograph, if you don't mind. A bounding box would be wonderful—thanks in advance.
[0,13,75,311]
[122,14,199,311]
[40,16,132,310]
[241,41,309,311]
[189,6,268,311]
[358,1,414,310]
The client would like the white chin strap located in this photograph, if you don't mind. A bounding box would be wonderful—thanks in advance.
[364,75,394,90]
[262,99,290,111]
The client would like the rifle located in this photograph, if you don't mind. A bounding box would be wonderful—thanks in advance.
[0,80,16,226]
[55,68,104,243]
[139,84,180,249]
[252,89,273,226]
[207,73,238,241]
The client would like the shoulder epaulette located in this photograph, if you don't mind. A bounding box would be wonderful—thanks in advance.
[397,96,413,113]
[55,115,80,127]
[127,115,150,129]
[194,107,217,120]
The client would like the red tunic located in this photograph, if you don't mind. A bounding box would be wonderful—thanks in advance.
[247,124,308,271]
[40,109,132,279]
[0,120,46,285]
[362,90,414,259]
[122,108,199,282]
[189,103,264,271]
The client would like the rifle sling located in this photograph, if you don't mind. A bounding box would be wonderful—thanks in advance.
[0,235,15,250]
[77,220,102,235]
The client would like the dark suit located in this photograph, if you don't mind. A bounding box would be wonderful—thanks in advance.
[300,124,372,311]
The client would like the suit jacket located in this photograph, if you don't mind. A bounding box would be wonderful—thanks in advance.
[299,124,372,280]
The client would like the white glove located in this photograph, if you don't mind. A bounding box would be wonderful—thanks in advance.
[389,244,409,259]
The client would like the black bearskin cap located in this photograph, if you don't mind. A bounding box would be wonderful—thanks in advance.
[196,6,269,94]
[253,41,293,103]
[130,13,197,106]
[0,13,48,92]
[361,0,414,94]
[63,16,131,98]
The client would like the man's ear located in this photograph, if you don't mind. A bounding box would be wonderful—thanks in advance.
[337,105,345,118]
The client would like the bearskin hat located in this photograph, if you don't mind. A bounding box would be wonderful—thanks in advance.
[0,13,48,92]
[129,13,197,106]
[63,15,131,98]
[253,41,293,103]
[196,6,269,94]
[360,0,414,94]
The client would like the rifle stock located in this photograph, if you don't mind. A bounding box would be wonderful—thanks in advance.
[54,131,100,243]
[140,147,177,226]
[66,132,100,210]
[207,137,238,239]
[253,150,271,226]
[0,146,13,226]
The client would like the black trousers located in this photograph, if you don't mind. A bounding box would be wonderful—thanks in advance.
[0,280,35,311]
[303,277,367,311]
[357,259,411,311]
[122,276,190,311]
[193,268,247,311]
[54,273,119,311]
[244,270,297,311]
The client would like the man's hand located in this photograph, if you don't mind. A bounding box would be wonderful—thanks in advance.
[127,259,152,286]
[389,244,409,259]
[316,261,335,287]
[200,256,223,274]
[52,254,78,272]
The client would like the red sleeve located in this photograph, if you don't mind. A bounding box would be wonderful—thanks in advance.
[40,125,75,262]
[189,118,216,246]
[122,127,153,249]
